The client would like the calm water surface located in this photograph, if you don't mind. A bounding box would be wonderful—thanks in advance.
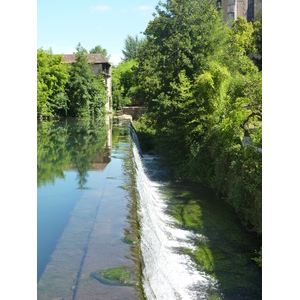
[37,117,141,300]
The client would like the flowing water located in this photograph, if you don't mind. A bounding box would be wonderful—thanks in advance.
[37,117,261,300]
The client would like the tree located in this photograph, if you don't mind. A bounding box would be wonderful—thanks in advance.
[122,35,146,61]
[65,43,107,117]
[37,48,70,118]
[133,0,262,234]
[89,45,111,61]
[111,60,139,110]
[135,0,228,107]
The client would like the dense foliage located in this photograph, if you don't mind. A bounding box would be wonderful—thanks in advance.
[111,60,143,110]
[37,43,108,119]
[133,0,262,236]
[65,44,107,117]
[37,48,70,118]
[111,35,147,111]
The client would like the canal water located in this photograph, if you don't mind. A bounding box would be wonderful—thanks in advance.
[37,117,141,299]
[37,117,261,300]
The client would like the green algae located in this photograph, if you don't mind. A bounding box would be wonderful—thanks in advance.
[119,185,132,191]
[172,204,184,224]
[122,234,138,245]
[171,200,203,229]
[91,267,138,286]
[194,244,215,273]
[182,200,203,228]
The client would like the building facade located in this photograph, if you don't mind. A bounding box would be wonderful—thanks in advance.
[217,0,262,25]
[61,54,112,112]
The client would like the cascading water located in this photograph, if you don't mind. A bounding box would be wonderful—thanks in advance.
[130,127,219,300]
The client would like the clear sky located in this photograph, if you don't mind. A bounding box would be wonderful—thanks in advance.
[37,0,164,65]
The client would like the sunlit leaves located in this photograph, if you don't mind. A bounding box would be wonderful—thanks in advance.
[133,0,262,233]
[65,43,107,117]
[111,60,140,110]
[37,48,70,118]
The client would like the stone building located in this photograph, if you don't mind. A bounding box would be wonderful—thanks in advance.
[61,54,112,113]
[216,0,262,25]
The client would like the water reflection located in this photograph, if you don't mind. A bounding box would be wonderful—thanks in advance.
[37,117,141,300]
[37,117,111,189]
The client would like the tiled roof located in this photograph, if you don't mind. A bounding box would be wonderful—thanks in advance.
[61,53,110,65]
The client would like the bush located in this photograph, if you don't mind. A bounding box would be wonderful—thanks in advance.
[133,115,156,153]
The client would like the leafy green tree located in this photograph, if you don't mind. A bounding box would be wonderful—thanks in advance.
[111,60,141,110]
[37,48,70,118]
[122,35,146,61]
[76,46,88,54]
[89,45,111,61]
[136,0,228,107]
[133,0,262,234]
[224,17,258,75]
[65,43,107,117]
[231,17,256,56]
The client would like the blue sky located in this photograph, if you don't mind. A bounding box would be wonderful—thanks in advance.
[38,0,164,65]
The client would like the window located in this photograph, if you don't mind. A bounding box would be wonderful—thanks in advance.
[247,0,254,21]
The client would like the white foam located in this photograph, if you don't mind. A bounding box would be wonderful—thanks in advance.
[132,143,218,300]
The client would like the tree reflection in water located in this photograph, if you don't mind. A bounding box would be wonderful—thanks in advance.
[37,117,110,189]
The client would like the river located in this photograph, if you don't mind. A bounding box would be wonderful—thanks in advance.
[37,117,261,300]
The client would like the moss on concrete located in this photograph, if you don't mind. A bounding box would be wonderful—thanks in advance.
[91,267,137,286]
[123,234,138,245]
[194,244,215,273]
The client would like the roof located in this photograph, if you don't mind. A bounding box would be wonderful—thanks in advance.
[61,53,110,65]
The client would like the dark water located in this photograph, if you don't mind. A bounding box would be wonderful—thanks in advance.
[37,117,141,299]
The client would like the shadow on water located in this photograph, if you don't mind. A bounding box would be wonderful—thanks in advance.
[142,156,262,300]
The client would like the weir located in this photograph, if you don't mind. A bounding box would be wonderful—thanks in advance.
[131,127,219,299]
